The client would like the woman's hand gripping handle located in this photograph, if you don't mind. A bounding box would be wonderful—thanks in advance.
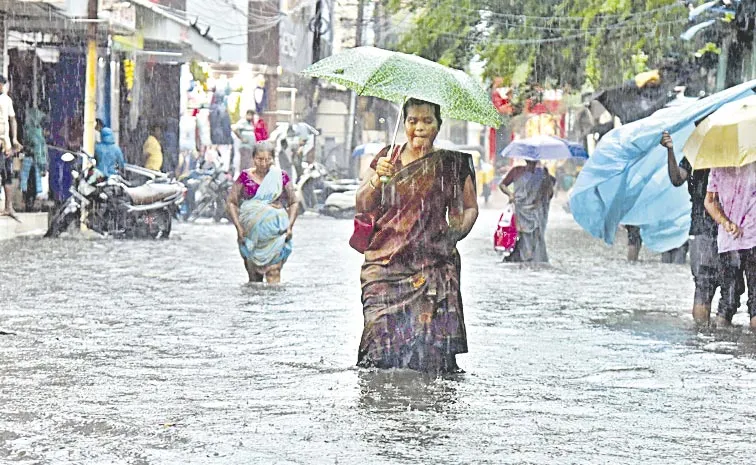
[375,154,397,184]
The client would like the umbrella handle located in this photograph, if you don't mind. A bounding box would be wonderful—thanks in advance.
[377,99,405,187]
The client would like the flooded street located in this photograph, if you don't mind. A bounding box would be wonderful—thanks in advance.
[2,200,756,464]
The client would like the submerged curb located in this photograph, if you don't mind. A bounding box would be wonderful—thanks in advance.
[0,213,48,241]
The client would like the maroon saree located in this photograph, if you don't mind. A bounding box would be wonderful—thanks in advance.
[358,149,474,372]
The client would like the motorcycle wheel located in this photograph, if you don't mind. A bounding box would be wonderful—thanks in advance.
[159,209,172,239]
[127,210,170,239]
[45,198,80,238]
[188,198,212,222]
[213,199,227,223]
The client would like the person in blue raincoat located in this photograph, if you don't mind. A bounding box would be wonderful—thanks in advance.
[94,127,125,178]
[20,107,47,211]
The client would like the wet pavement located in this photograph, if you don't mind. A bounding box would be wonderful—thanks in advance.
[2,196,756,464]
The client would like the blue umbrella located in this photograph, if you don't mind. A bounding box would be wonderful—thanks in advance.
[352,143,385,158]
[500,135,588,161]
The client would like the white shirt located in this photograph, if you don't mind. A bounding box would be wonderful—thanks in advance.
[0,93,16,148]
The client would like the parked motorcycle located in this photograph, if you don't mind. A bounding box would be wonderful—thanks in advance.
[295,161,360,218]
[183,160,233,222]
[295,161,328,212]
[318,179,360,219]
[45,152,186,239]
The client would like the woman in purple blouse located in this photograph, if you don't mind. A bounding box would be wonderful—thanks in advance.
[227,141,299,283]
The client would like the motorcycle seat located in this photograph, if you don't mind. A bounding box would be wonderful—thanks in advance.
[124,183,183,205]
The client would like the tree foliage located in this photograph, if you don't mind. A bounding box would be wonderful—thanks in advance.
[384,0,692,89]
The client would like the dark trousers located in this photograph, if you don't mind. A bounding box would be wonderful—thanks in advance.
[718,246,754,320]
[690,234,719,306]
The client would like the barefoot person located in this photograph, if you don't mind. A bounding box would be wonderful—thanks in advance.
[226,141,298,283]
[704,161,756,327]
[661,131,743,324]
[0,75,21,217]
[355,98,478,373]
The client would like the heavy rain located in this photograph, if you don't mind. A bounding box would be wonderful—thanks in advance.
[1,0,755,463]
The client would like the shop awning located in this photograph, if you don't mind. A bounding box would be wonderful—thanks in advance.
[131,0,221,62]
[3,0,220,62]
[2,0,85,34]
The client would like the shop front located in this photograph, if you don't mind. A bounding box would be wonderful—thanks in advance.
[119,0,221,168]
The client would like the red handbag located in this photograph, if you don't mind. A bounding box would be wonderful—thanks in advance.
[349,145,401,253]
[349,212,377,253]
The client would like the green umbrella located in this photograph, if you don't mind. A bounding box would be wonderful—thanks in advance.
[301,46,502,128]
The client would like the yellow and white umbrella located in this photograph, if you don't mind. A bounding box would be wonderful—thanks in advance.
[682,94,756,169]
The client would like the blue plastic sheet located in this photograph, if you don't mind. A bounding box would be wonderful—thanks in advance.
[569,80,756,253]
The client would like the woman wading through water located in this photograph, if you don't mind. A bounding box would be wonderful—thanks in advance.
[355,98,478,373]
[227,141,298,283]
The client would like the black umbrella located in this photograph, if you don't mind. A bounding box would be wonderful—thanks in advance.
[590,81,673,124]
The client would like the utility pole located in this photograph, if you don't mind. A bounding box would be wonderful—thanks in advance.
[305,0,324,127]
[83,0,98,155]
[312,0,322,63]
[373,0,381,47]
[345,0,365,165]
[355,0,365,48]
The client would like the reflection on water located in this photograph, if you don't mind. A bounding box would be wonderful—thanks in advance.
[356,370,462,463]
[357,369,460,413]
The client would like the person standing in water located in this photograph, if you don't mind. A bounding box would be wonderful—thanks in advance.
[233,110,259,173]
[705,160,756,328]
[226,141,298,284]
[0,76,22,217]
[355,98,478,373]
[142,123,164,172]
[498,160,555,263]
[660,131,743,324]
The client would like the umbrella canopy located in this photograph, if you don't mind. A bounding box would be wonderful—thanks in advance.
[352,143,385,158]
[682,95,756,169]
[500,135,588,161]
[301,46,502,127]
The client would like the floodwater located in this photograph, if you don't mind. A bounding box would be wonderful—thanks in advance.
[1,198,756,464]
